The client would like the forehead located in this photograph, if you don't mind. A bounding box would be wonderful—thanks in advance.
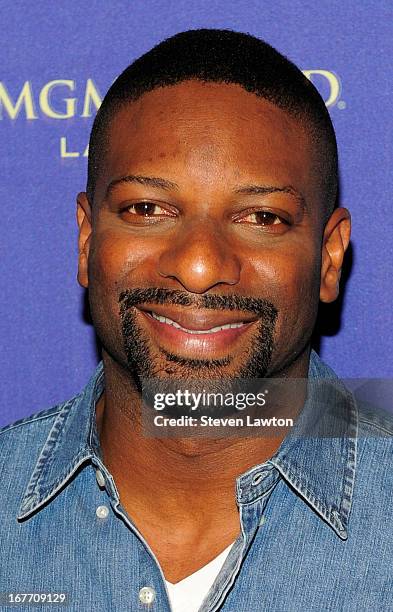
[96,80,317,205]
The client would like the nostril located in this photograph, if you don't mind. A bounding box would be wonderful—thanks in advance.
[156,234,241,292]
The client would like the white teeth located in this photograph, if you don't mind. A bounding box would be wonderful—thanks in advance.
[149,312,246,334]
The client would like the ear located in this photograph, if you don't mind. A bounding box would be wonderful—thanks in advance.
[76,192,92,288]
[320,207,351,303]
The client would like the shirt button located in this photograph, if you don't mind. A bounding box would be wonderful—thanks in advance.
[138,586,156,605]
[95,468,106,488]
[96,505,109,519]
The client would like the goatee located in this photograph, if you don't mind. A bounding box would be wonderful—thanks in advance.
[118,288,278,390]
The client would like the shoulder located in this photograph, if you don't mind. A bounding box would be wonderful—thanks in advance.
[0,396,82,517]
[0,404,63,439]
[311,351,393,439]
[354,399,393,508]
[357,403,393,436]
[0,396,80,469]
[0,398,74,444]
[354,380,393,436]
[0,362,102,480]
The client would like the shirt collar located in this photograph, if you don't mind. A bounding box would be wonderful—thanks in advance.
[17,362,105,521]
[18,350,358,538]
[235,351,358,540]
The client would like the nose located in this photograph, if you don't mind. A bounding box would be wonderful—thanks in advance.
[157,219,241,294]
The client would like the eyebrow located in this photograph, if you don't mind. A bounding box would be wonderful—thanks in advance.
[234,184,307,212]
[105,174,306,212]
[106,174,179,197]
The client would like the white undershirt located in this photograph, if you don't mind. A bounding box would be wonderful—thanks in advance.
[165,542,234,612]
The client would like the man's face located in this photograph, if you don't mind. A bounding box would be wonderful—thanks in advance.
[78,81,336,382]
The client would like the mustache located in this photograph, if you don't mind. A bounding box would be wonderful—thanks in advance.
[118,287,278,319]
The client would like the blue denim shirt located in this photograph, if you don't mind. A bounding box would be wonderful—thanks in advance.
[1,350,393,611]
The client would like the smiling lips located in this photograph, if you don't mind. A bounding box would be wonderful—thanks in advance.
[138,305,258,356]
[149,311,247,334]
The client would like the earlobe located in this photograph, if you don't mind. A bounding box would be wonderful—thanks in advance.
[76,192,92,289]
[320,207,351,303]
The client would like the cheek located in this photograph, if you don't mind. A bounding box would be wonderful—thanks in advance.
[86,228,163,363]
[246,244,321,333]
[88,229,157,300]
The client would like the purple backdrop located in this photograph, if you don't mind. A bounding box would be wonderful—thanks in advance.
[1,1,392,427]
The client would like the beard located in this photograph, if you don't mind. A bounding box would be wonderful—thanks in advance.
[118,288,278,393]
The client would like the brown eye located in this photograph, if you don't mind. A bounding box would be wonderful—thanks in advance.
[251,211,281,225]
[233,207,292,233]
[239,211,287,225]
[120,201,177,224]
[131,202,160,216]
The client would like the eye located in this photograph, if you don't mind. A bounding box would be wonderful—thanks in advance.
[235,210,290,226]
[124,202,174,217]
[119,200,178,224]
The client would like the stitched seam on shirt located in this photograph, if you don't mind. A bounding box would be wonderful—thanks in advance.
[277,461,330,515]
[337,393,358,523]
[0,410,63,437]
[357,416,393,436]
[18,451,93,518]
[278,451,355,533]
[201,513,249,611]
[20,400,77,504]
[274,458,351,530]
[31,400,79,490]
[37,449,93,502]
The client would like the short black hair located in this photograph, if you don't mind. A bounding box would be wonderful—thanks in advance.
[87,28,338,219]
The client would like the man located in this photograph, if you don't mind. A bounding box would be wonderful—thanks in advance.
[1,28,392,612]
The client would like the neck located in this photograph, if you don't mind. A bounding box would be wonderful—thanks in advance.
[96,348,311,581]
[96,347,310,518]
